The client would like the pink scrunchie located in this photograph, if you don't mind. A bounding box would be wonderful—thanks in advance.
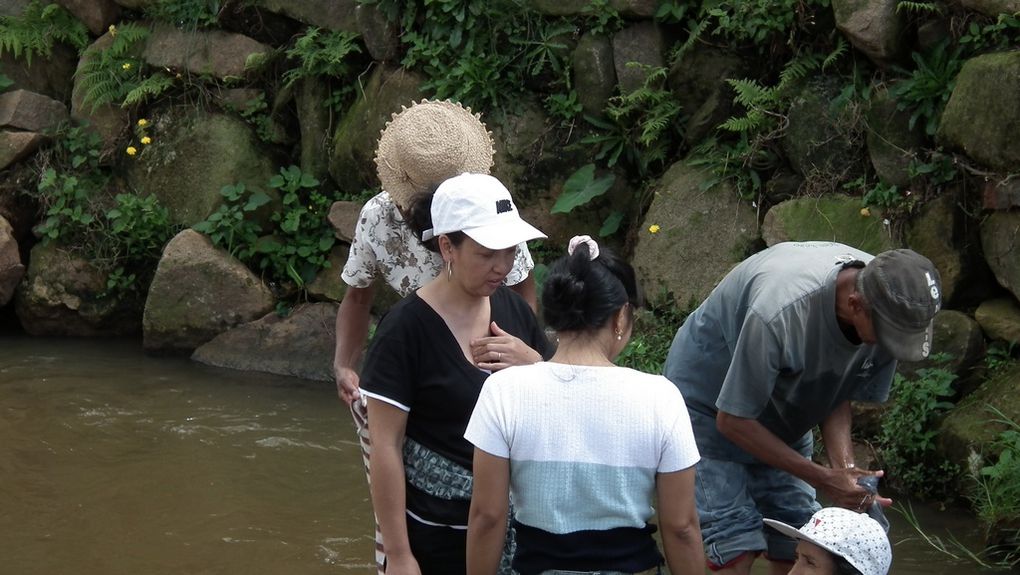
[567,235,600,260]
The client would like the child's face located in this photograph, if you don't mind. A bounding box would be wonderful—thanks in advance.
[790,540,838,575]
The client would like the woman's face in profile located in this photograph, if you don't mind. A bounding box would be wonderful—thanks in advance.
[790,540,838,575]
[450,236,516,297]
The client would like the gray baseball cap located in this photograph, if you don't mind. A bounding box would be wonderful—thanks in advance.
[858,249,942,362]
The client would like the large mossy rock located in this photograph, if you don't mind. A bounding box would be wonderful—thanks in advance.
[142,24,271,80]
[295,76,332,186]
[667,46,745,144]
[143,229,275,353]
[0,130,46,170]
[0,43,77,104]
[867,87,927,187]
[0,89,69,133]
[0,214,24,305]
[761,195,896,254]
[259,0,358,33]
[981,210,1020,301]
[54,0,120,36]
[572,33,616,118]
[959,0,1020,17]
[896,310,985,393]
[832,0,906,66]
[782,80,867,182]
[632,161,760,309]
[612,21,665,95]
[307,245,350,303]
[905,193,968,304]
[975,297,1020,346]
[938,52,1020,172]
[939,361,1020,468]
[14,242,139,335]
[70,31,130,160]
[329,65,425,196]
[126,111,277,226]
[192,302,338,382]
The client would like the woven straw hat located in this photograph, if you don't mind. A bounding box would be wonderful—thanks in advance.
[374,99,495,210]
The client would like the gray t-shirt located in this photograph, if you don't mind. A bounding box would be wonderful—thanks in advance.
[663,242,896,463]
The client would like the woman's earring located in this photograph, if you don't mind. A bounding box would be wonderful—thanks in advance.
[447,260,453,281]
[615,331,622,341]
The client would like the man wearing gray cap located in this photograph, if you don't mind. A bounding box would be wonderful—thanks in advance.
[663,241,941,575]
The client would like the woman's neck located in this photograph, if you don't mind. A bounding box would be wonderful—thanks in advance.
[551,331,616,367]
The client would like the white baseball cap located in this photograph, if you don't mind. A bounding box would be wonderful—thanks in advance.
[764,508,891,575]
[422,173,546,250]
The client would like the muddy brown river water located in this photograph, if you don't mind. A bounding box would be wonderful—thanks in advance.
[0,336,1004,574]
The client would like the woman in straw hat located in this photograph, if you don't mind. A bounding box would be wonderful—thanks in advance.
[333,100,539,574]
[359,173,551,575]
[466,236,703,575]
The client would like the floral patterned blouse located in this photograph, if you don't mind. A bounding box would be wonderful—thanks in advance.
[341,191,534,296]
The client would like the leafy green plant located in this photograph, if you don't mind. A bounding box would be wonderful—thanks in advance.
[580,0,623,36]
[512,20,575,79]
[0,1,89,65]
[958,12,1020,55]
[876,357,960,499]
[581,64,682,178]
[551,164,623,236]
[655,0,690,24]
[282,27,362,88]
[0,72,13,92]
[969,406,1020,539]
[74,22,156,111]
[544,90,582,124]
[104,193,177,296]
[691,0,830,50]
[143,0,221,29]
[889,40,963,136]
[254,166,336,288]
[862,181,903,211]
[616,297,688,374]
[192,183,270,261]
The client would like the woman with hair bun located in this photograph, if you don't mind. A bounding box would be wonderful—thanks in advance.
[465,236,705,575]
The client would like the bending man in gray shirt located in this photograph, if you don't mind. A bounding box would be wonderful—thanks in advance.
[663,241,942,574]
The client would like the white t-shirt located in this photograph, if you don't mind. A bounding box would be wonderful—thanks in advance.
[466,362,700,536]
[341,191,534,296]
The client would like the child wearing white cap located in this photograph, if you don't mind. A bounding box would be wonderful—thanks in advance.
[764,507,892,575]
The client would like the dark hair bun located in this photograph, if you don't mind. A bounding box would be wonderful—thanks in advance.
[541,241,639,333]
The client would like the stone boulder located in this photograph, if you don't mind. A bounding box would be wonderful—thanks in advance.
[761,195,896,255]
[896,310,985,391]
[143,24,272,80]
[126,111,277,226]
[54,0,120,36]
[667,46,745,144]
[975,297,1020,346]
[867,87,927,187]
[355,3,399,62]
[143,229,275,353]
[0,43,77,103]
[525,0,591,16]
[983,177,1020,210]
[938,51,1020,173]
[307,245,349,303]
[632,161,760,309]
[296,76,332,186]
[192,302,338,382]
[612,21,665,95]
[0,214,24,305]
[328,200,361,243]
[259,0,358,33]
[0,89,68,133]
[939,361,1020,470]
[0,130,45,170]
[832,0,906,66]
[572,33,616,118]
[610,0,659,18]
[959,0,1020,17]
[905,193,968,304]
[71,32,130,159]
[0,0,30,16]
[329,65,425,196]
[782,79,867,182]
[14,242,139,335]
[981,210,1020,301]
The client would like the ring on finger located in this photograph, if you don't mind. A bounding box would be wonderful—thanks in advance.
[858,494,870,510]
[497,352,502,362]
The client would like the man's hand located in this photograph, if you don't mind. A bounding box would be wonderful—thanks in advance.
[471,321,542,371]
[334,366,361,406]
[818,467,893,511]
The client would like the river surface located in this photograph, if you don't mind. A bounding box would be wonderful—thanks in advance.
[0,337,1005,574]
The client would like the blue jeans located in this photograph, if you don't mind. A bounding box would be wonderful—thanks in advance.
[694,436,821,567]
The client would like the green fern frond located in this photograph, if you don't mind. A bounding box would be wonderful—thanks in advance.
[720,110,766,133]
[778,52,821,89]
[282,27,361,87]
[104,23,149,58]
[822,38,848,71]
[122,72,174,107]
[896,1,943,14]
[0,1,89,65]
[727,78,771,107]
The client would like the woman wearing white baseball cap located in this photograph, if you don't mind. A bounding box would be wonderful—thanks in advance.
[764,507,891,575]
[359,173,551,575]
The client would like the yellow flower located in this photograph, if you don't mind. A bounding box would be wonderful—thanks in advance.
[141,136,152,145]
[648,224,661,234]
[108,24,116,37]
[860,207,871,217]
[137,118,149,127]
[126,146,138,156]
[122,62,132,70]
